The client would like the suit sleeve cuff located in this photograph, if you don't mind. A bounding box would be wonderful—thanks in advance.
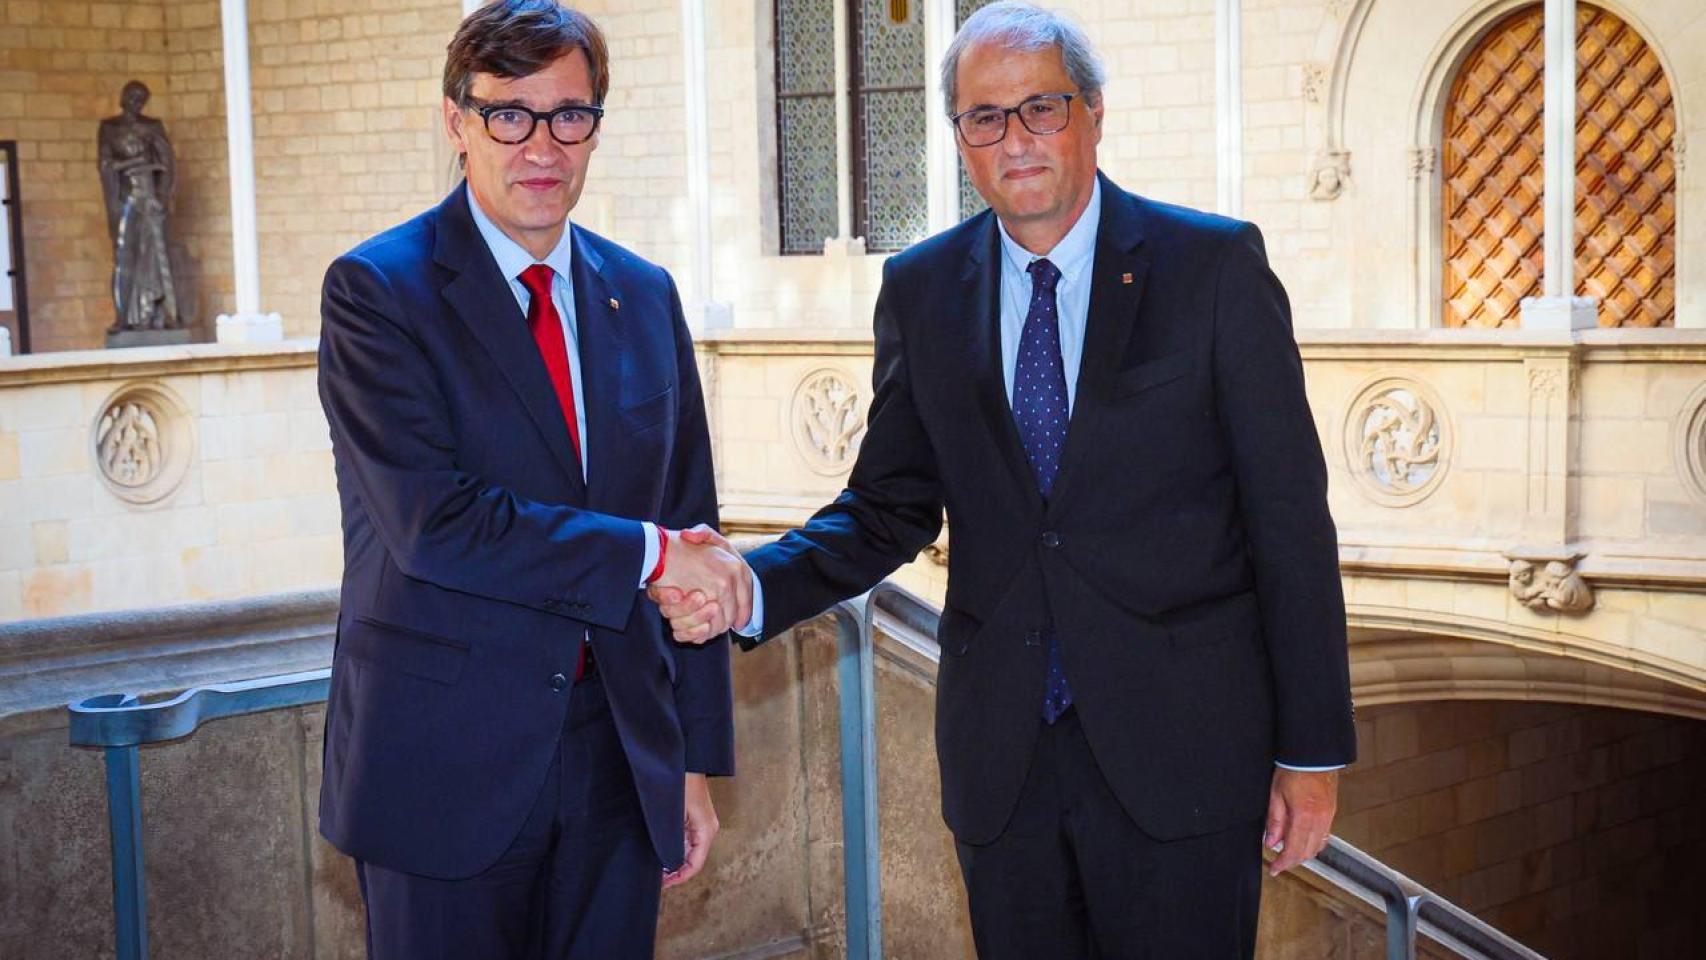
[682,718,736,777]
[733,567,764,638]
[638,522,660,587]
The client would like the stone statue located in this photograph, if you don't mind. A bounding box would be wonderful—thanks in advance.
[99,81,184,341]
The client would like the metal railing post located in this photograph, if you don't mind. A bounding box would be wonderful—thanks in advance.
[835,601,882,960]
[92,693,149,960]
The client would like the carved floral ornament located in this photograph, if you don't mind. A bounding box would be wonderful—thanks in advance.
[1342,376,1451,506]
[790,368,866,475]
[91,381,193,505]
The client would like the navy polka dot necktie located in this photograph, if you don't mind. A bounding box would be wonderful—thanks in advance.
[1013,257,1074,723]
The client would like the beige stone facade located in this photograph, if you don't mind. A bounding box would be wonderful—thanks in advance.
[1,0,1705,952]
[0,342,335,619]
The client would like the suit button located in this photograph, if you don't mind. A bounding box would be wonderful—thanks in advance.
[549,673,568,691]
[1025,631,1042,647]
[1041,531,1061,548]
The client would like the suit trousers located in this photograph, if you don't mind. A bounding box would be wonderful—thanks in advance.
[355,666,662,960]
[954,708,1264,960]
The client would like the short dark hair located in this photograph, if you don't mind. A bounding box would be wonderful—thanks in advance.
[443,1,610,107]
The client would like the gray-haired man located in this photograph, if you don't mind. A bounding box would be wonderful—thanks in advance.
[658,3,1355,956]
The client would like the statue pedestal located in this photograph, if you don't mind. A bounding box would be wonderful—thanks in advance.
[216,311,283,343]
[107,328,194,349]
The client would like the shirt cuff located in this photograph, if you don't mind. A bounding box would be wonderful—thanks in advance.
[637,522,660,588]
[733,567,764,637]
[1275,762,1346,772]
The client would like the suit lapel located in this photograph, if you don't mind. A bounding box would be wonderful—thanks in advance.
[433,186,586,498]
[1047,176,1150,519]
[962,214,1045,513]
[568,226,627,515]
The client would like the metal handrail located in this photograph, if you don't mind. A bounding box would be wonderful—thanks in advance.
[67,670,332,960]
[862,581,1547,960]
[63,582,1548,960]
[64,606,883,960]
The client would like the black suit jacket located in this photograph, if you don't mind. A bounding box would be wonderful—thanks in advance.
[745,173,1355,845]
[316,185,733,878]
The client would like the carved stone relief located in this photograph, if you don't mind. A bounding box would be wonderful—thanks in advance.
[1678,381,1706,509]
[790,368,866,476]
[1308,150,1351,201]
[1343,376,1451,506]
[1506,552,1595,614]
[92,382,192,505]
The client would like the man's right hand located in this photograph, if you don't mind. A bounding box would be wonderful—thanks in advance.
[650,525,750,645]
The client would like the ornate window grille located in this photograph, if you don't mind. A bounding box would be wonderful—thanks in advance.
[1441,2,1676,328]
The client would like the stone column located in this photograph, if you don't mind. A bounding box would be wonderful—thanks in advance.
[1519,0,1597,330]
[825,0,863,255]
[924,0,958,235]
[215,0,283,343]
[680,0,730,330]
[0,326,11,357]
[1214,0,1244,218]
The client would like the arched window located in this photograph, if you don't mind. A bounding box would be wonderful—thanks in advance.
[1441,3,1676,328]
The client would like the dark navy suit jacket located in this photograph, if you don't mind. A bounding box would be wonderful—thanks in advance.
[745,173,1355,846]
[316,185,733,879]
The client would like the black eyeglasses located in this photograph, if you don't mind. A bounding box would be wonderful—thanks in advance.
[950,93,1078,147]
[465,97,605,146]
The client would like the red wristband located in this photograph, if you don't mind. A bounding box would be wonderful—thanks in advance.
[645,525,669,584]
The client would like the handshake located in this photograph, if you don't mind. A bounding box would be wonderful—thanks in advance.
[648,525,754,645]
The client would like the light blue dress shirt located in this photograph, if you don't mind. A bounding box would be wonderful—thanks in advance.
[466,186,661,583]
[997,178,1101,413]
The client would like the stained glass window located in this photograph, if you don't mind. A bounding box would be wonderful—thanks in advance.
[776,0,839,255]
[955,0,997,221]
[851,0,927,253]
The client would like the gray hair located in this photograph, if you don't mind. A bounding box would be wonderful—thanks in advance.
[940,1,1106,117]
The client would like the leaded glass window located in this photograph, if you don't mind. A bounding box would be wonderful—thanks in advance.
[851,0,927,253]
[776,0,838,255]
[955,0,997,221]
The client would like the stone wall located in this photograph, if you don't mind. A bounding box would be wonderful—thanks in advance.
[0,343,336,619]
[246,0,464,336]
[7,0,1706,346]
[1337,699,1706,959]
[0,595,1448,960]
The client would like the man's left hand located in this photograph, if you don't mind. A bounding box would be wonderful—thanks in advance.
[1263,767,1339,876]
[664,773,719,889]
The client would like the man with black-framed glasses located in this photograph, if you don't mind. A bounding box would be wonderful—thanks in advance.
[316,2,744,957]
[658,2,1355,957]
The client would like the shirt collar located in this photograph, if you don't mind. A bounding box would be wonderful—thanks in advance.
[996,177,1102,282]
[466,183,576,286]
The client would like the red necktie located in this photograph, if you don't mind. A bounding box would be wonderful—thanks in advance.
[519,264,588,679]
[519,264,583,463]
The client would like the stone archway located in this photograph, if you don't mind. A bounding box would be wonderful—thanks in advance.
[1337,628,1706,959]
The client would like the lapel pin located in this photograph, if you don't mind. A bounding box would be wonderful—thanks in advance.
[608,297,620,310]
[1121,272,1134,285]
